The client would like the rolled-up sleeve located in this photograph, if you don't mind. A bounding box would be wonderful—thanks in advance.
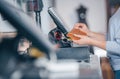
[106,39,120,55]
[106,41,120,54]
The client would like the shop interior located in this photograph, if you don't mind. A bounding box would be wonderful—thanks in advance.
[0,0,120,79]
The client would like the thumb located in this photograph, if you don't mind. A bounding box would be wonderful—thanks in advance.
[73,34,83,38]
[79,28,87,33]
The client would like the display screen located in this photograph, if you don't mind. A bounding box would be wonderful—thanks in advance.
[48,7,68,36]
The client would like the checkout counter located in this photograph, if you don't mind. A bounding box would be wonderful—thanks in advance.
[0,0,114,79]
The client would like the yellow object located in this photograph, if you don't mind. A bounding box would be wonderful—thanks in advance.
[29,47,45,58]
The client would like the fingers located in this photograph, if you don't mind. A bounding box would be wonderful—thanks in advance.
[73,23,86,29]
[73,34,83,38]
[78,28,86,33]
[72,40,79,44]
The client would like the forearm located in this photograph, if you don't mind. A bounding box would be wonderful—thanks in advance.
[88,37,120,54]
[88,31,106,41]
[89,38,106,50]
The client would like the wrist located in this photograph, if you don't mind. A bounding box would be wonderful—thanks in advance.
[87,31,93,37]
[88,38,95,45]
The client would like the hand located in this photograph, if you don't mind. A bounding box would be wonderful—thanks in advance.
[72,34,106,50]
[73,23,90,36]
[72,34,92,45]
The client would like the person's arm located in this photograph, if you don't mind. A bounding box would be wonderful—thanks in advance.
[89,37,106,50]
[73,23,106,41]
[73,34,106,50]
[88,31,106,41]
[73,34,120,55]
[73,23,120,54]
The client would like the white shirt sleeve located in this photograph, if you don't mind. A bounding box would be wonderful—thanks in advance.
[106,30,120,55]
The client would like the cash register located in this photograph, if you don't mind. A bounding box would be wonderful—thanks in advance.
[48,7,92,61]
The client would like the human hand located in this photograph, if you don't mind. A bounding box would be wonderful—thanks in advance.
[73,23,90,36]
[72,34,92,45]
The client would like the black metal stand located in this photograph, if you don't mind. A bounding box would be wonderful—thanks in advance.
[35,11,41,28]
